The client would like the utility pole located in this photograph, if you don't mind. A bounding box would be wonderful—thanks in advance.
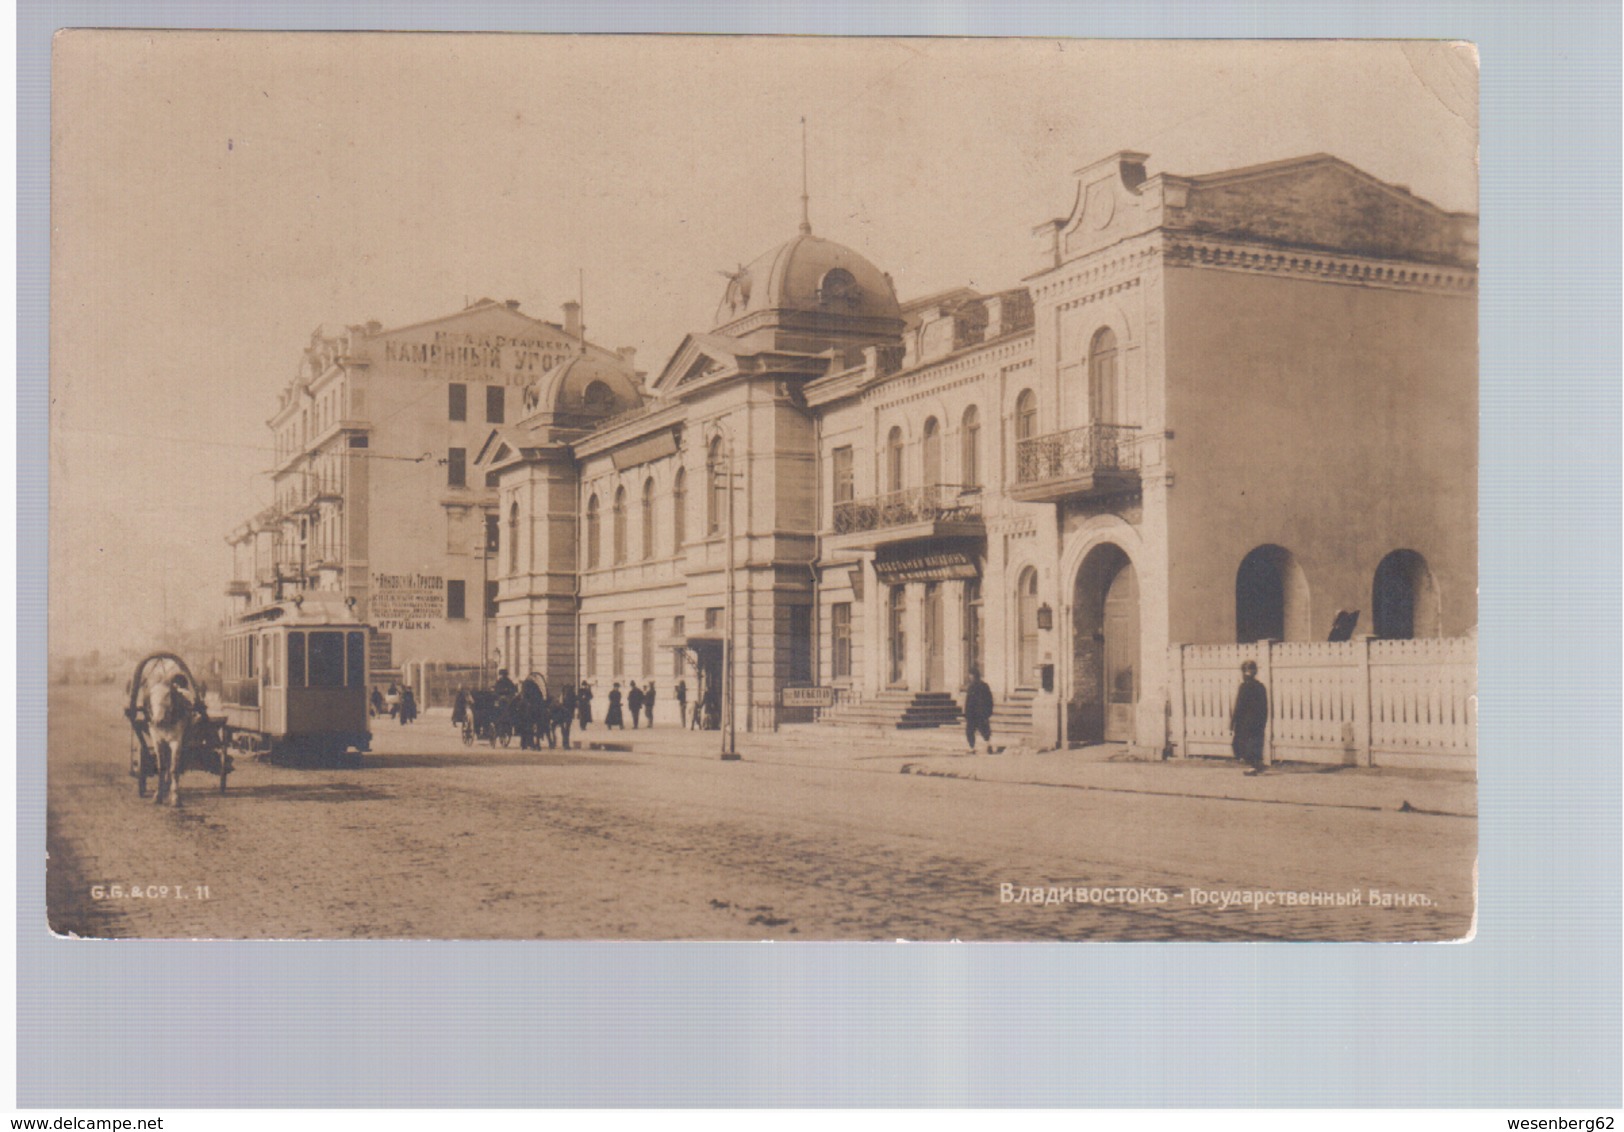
[709,422,742,761]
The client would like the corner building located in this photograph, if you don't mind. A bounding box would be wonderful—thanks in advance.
[227,298,639,690]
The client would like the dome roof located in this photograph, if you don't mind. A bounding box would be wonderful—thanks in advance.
[715,232,900,329]
[520,349,642,422]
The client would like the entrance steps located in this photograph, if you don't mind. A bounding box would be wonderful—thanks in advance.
[815,689,962,732]
[989,689,1036,743]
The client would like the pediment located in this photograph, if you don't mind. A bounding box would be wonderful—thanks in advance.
[650,333,742,396]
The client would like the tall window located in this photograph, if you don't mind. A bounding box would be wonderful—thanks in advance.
[888,585,907,686]
[1089,327,1119,424]
[707,437,727,535]
[486,384,506,424]
[507,502,520,574]
[448,383,467,421]
[485,580,499,619]
[613,486,627,564]
[922,418,941,489]
[1015,389,1037,444]
[672,468,687,548]
[641,618,655,676]
[612,621,625,676]
[961,406,981,489]
[831,446,854,504]
[447,447,467,488]
[585,623,598,677]
[886,426,905,492]
[485,513,500,555]
[673,616,687,676]
[831,602,852,679]
[641,477,656,560]
[446,579,467,620]
[586,494,601,569]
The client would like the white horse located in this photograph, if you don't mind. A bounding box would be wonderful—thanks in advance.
[143,672,199,807]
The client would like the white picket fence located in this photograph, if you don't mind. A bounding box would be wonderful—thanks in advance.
[1168,636,1476,770]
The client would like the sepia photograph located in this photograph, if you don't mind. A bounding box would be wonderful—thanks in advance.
[46,33,1480,943]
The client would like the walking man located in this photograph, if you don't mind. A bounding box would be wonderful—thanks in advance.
[964,667,994,754]
[675,679,688,729]
[644,682,657,727]
[1230,659,1270,775]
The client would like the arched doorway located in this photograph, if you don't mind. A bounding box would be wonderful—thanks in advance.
[1236,545,1311,642]
[1373,550,1441,639]
[1016,567,1040,688]
[1070,544,1138,744]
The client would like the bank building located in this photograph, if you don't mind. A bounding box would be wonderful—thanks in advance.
[232,150,1478,764]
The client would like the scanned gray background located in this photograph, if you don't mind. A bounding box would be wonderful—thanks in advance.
[19,0,1622,1108]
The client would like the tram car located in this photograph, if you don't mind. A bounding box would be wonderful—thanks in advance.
[220,594,372,763]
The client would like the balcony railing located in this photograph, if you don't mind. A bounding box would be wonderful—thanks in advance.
[1017,423,1139,482]
[833,484,982,535]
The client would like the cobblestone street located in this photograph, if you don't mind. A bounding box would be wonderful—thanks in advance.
[47,684,1476,941]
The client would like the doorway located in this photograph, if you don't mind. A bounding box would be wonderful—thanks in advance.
[1016,567,1040,688]
[1070,544,1138,744]
[923,582,944,691]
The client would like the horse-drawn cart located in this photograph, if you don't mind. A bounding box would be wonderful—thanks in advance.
[125,652,233,799]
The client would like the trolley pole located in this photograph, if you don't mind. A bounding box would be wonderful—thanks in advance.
[476,535,490,690]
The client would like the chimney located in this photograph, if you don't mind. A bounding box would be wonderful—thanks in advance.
[616,346,636,368]
[562,301,582,339]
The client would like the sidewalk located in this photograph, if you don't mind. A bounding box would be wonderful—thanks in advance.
[396,709,1477,818]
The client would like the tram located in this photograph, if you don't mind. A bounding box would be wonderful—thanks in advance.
[220,594,372,763]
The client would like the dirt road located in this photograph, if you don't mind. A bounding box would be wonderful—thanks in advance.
[45,684,1475,940]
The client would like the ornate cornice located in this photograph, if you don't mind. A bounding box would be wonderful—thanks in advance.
[1161,234,1477,293]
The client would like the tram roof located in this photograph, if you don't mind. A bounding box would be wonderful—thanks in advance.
[231,593,362,629]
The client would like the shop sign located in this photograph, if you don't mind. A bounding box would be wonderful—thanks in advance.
[873,546,981,585]
[782,686,836,707]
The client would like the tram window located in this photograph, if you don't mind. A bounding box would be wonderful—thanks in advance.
[247,635,257,679]
[309,631,346,688]
[288,631,306,687]
[347,632,366,687]
[263,633,277,687]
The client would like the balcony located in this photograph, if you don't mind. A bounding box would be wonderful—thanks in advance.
[1009,423,1142,504]
[826,484,985,553]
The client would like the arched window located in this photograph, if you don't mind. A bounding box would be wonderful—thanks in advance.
[586,494,600,569]
[507,501,520,574]
[1015,388,1037,444]
[1236,545,1312,643]
[612,486,627,564]
[961,405,981,489]
[1089,327,1119,424]
[1016,566,1040,685]
[582,380,616,415]
[672,467,687,549]
[886,426,905,493]
[1373,549,1441,639]
[707,437,726,535]
[641,477,656,560]
[922,417,941,489]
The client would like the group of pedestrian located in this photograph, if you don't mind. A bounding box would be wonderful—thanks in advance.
[370,681,418,725]
[599,680,661,729]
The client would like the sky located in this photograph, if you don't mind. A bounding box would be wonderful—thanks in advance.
[48,34,1478,659]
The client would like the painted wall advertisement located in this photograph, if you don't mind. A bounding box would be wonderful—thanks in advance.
[370,572,445,632]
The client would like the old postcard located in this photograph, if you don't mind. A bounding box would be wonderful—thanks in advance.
[48,33,1478,941]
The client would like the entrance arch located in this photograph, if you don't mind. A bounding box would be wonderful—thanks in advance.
[1070,543,1138,744]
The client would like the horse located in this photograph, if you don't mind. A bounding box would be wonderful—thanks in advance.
[142,672,200,806]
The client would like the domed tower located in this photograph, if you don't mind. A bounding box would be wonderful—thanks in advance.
[517,348,644,439]
[712,230,904,357]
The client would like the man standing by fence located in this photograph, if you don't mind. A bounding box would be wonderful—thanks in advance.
[1230,660,1269,775]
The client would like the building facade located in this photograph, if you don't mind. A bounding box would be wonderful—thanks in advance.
[237,150,1477,743]
[227,298,640,689]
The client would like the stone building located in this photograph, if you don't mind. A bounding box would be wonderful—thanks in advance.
[226,298,639,689]
[479,151,1475,743]
[236,149,1476,744]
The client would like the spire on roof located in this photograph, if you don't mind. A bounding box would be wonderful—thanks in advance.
[799,117,812,236]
